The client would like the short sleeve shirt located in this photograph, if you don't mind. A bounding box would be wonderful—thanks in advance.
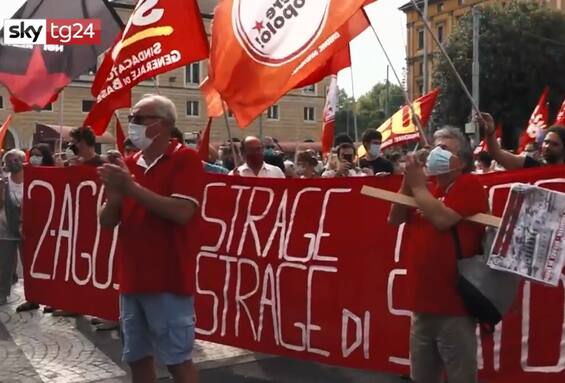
[118,141,204,295]
[402,174,488,316]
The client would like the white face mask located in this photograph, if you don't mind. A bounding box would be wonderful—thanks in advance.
[30,155,43,166]
[128,122,159,151]
[426,146,454,176]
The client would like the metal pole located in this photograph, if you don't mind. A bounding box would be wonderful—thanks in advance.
[58,90,64,153]
[422,0,429,94]
[221,102,240,166]
[472,7,481,145]
[349,68,359,142]
[409,0,483,121]
[369,22,429,146]
[259,113,263,140]
[385,65,390,118]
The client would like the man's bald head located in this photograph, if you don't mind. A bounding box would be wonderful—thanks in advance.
[241,136,264,169]
[242,136,262,153]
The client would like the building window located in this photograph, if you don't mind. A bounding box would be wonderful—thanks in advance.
[437,24,445,44]
[186,101,199,116]
[437,2,444,12]
[82,100,94,113]
[417,82,424,97]
[418,62,423,76]
[185,62,200,86]
[418,29,424,50]
[302,84,316,94]
[0,96,3,109]
[304,107,315,122]
[267,105,279,120]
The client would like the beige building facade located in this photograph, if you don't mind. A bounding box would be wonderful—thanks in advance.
[0,0,328,152]
[401,0,563,100]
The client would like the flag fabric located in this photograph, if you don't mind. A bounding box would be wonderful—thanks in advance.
[115,115,125,155]
[208,0,375,128]
[200,77,226,118]
[322,76,338,155]
[518,87,549,153]
[555,98,565,126]
[294,42,353,89]
[0,0,121,111]
[198,118,213,161]
[85,0,209,135]
[376,88,440,150]
[0,114,13,150]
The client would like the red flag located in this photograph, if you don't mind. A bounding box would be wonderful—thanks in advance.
[200,77,226,118]
[294,43,353,89]
[0,114,13,149]
[209,0,375,127]
[198,118,213,161]
[85,0,210,135]
[376,88,440,150]
[322,76,338,155]
[518,87,549,153]
[555,98,565,126]
[115,115,125,155]
[474,124,502,155]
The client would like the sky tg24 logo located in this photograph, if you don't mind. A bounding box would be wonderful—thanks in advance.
[3,19,101,45]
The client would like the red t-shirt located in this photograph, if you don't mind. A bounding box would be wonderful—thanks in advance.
[403,174,488,316]
[118,141,203,295]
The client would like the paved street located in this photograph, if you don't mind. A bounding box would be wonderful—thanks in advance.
[0,281,406,383]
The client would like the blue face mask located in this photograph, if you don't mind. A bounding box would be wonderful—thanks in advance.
[369,143,381,157]
[426,146,454,176]
[264,148,275,157]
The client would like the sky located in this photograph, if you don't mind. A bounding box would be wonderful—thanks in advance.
[0,0,407,100]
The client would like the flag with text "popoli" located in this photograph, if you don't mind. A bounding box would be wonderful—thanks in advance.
[84,0,209,135]
[377,88,440,150]
[209,0,375,128]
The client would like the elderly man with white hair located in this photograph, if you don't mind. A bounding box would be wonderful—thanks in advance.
[99,94,203,383]
[0,149,25,305]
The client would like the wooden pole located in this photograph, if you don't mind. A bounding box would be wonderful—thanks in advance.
[360,185,501,227]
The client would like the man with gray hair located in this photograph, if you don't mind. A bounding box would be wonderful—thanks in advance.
[0,149,25,305]
[388,126,488,383]
[99,94,203,383]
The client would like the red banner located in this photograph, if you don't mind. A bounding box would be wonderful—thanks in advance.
[23,165,565,382]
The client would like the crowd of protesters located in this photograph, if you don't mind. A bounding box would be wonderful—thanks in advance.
[1,93,564,383]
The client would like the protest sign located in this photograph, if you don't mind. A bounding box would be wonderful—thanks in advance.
[489,183,565,286]
[22,165,565,382]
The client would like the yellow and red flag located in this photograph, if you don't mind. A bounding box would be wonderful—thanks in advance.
[208,0,374,127]
[376,88,440,150]
[518,87,549,153]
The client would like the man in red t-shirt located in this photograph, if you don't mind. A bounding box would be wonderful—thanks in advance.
[389,126,488,383]
[99,94,203,383]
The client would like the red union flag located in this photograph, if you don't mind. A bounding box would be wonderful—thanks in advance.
[556,98,565,126]
[209,0,375,127]
[322,75,337,155]
[84,0,209,134]
[518,87,549,153]
[377,88,440,150]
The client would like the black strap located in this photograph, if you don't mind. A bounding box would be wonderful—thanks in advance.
[450,227,463,260]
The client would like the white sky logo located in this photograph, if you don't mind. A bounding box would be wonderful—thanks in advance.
[232,0,330,66]
[3,19,100,45]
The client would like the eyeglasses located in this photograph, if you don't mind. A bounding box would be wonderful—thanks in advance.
[127,114,163,124]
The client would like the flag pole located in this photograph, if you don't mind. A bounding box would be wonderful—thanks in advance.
[153,77,160,95]
[58,90,65,153]
[368,21,429,147]
[408,0,483,122]
[220,101,240,166]
[349,66,359,143]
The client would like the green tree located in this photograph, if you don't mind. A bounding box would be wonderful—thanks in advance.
[335,82,404,140]
[433,1,565,148]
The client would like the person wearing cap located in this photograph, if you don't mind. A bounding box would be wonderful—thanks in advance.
[480,113,565,169]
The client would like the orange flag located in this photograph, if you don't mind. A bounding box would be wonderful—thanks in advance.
[518,87,549,153]
[209,0,375,127]
[115,114,125,155]
[0,114,13,150]
[555,98,565,126]
[294,42,353,89]
[376,88,440,150]
[200,77,226,118]
[322,76,338,155]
